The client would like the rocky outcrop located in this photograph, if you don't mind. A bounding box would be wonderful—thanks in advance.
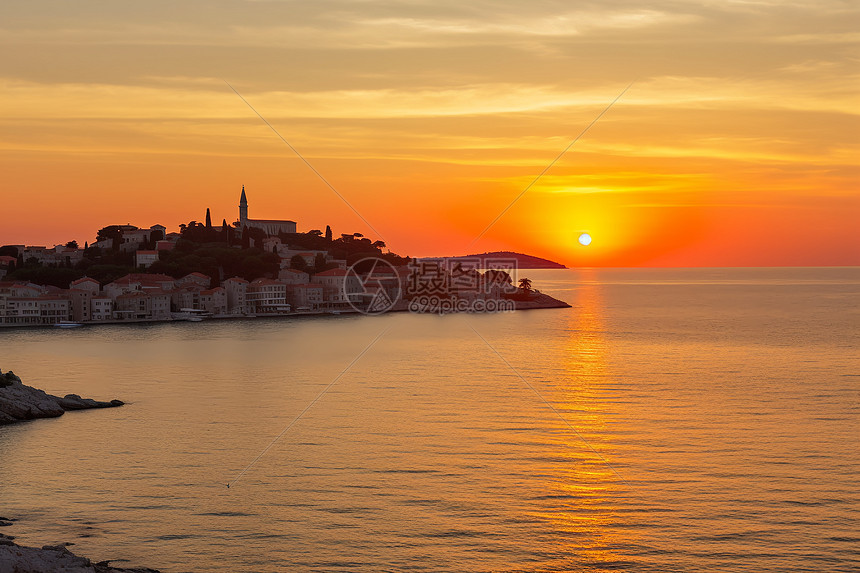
[0,532,159,573]
[513,292,572,310]
[0,371,123,425]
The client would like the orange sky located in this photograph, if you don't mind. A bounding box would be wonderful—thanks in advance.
[1,1,857,266]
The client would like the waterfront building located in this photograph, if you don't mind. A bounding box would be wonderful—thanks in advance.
[3,296,71,326]
[247,278,289,314]
[114,290,170,320]
[200,287,227,315]
[104,274,176,299]
[223,277,250,315]
[68,288,93,322]
[91,296,113,321]
[4,298,41,326]
[284,283,323,311]
[170,286,202,312]
[311,268,355,307]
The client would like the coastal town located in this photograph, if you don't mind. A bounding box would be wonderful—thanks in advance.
[0,187,564,327]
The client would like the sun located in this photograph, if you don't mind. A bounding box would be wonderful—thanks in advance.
[578,232,592,246]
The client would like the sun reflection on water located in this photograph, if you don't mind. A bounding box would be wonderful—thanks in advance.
[532,274,637,568]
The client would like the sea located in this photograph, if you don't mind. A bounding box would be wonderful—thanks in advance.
[1,268,857,572]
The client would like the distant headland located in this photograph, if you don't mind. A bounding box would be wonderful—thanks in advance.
[440,251,567,269]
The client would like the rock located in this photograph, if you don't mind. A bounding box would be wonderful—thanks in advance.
[512,292,572,310]
[0,370,124,425]
[0,538,161,572]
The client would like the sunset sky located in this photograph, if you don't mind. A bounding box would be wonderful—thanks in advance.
[1,0,857,266]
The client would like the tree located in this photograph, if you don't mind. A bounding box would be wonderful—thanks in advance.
[325,225,332,242]
[518,277,533,294]
[6,266,83,289]
[483,269,514,294]
[290,254,307,271]
[205,208,212,229]
[314,252,326,273]
[65,240,79,249]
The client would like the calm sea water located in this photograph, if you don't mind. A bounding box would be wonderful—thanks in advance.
[1,268,858,572]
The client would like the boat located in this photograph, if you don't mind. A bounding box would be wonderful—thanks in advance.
[172,309,211,322]
[55,321,83,328]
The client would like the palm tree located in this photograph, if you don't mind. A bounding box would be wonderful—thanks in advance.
[518,277,533,295]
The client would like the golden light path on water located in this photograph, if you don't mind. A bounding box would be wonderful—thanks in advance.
[530,275,636,566]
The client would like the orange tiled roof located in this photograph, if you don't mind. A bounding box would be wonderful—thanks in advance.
[315,268,347,276]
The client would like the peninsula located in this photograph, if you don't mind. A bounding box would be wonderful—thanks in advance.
[0,187,570,328]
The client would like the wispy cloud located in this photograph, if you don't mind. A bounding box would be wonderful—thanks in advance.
[3,72,857,122]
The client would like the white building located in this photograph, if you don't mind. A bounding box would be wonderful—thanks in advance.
[135,250,159,268]
[285,283,323,311]
[247,278,289,314]
[91,297,114,321]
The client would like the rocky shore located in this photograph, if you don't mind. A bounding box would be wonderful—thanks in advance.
[513,292,572,310]
[0,528,159,573]
[0,370,124,425]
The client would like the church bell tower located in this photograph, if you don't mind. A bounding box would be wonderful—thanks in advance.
[239,185,249,224]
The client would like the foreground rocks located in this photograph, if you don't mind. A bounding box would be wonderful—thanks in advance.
[0,371,123,425]
[0,532,159,573]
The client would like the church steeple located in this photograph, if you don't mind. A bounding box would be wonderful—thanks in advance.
[239,185,248,224]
